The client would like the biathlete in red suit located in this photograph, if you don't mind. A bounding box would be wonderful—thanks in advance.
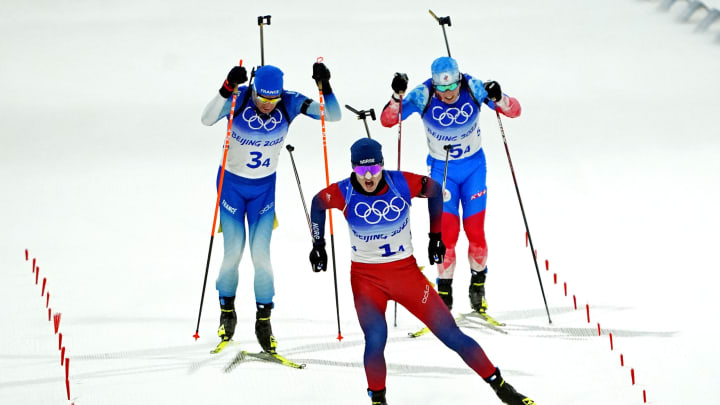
[308,138,535,405]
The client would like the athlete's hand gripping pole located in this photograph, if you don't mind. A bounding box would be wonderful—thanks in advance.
[345,104,376,139]
[257,15,271,66]
[429,10,452,57]
[194,61,244,341]
[317,57,344,342]
[495,111,552,324]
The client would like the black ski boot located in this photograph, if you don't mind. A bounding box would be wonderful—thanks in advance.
[437,278,453,310]
[218,296,237,342]
[469,270,488,313]
[484,368,535,405]
[255,304,277,354]
[367,388,387,405]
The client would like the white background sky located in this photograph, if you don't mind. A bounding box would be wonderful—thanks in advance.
[2,0,719,404]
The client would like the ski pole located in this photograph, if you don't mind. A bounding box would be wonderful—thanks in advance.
[393,92,404,328]
[257,15,271,66]
[429,10,452,57]
[494,111,552,324]
[441,144,452,196]
[317,56,344,342]
[285,145,313,240]
[344,104,375,139]
[194,61,243,340]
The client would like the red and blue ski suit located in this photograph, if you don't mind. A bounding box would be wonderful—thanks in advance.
[381,74,521,280]
[310,170,496,392]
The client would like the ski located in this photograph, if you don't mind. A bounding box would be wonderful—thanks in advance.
[241,351,306,369]
[408,315,464,338]
[210,339,239,354]
[408,310,506,338]
[408,326,430,338]
[461,310,506,327]
[225,350,306,370]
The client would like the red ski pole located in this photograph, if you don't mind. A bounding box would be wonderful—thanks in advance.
[317,56,343,342]
[193,60,243,340]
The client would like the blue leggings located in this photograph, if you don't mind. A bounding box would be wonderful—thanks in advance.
[215,170,276,305]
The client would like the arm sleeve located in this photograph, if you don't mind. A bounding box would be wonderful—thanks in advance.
[402,172,442,234]
[200,86,251,126]
[310,183,345,243]
[469,76,522,118]
[290,91,341,122]
[380,84,427,127]
[200,93,231,126]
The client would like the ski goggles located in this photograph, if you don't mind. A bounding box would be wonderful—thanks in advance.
[256,94,282,104]
[352,164,383,177]
[435,81,460,92]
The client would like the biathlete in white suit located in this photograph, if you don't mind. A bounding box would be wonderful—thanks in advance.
[380,56,522,315]
[201,62,341,352]
[308,138,535,405]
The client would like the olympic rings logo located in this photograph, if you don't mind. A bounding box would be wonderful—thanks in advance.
[431,102,474,127]
[354,197,407,225]
[242,106,283,131]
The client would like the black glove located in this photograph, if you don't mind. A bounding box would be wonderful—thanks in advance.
[219,66,248,98]
[428,232,446,265]
[483,80,502,102]
[391,72,409,95]
[312,62,333,95]
[309,240,328,272]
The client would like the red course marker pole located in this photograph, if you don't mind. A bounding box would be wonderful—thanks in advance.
[41,278,47,296]
[631,368,635,385]
[65,358,70,400]
[609,332,613,350]
[586,304,590,323]
[25,249,28,260]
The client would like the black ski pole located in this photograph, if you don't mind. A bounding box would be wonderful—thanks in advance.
[285,145,314,240]
[441,144,452,197]
[429,10,452,57]
[494,111,552,324]
[393,93,404,328]
[345,104,376,139]
[257,15,271,66]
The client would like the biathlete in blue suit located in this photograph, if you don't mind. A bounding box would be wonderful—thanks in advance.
[381,57,522,315]
[308,138,535,405]
[201,62,341,352]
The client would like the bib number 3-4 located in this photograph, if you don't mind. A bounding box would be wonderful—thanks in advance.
[247,151,271,169]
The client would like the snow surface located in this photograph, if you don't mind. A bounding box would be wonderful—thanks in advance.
[2,0,719,404]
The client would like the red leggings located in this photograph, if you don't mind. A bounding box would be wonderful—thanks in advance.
[351,256,496,391]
